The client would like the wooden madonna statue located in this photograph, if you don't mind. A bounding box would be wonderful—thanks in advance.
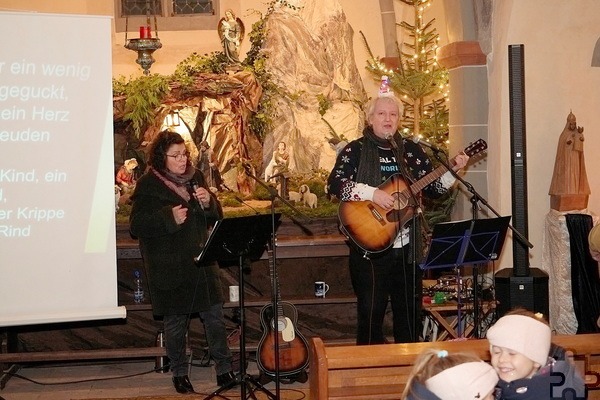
[549,111,591,211]
[218,9,245,64]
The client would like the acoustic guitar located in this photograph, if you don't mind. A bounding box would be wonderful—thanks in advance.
[256,249,309,378]
[338,139,488,254]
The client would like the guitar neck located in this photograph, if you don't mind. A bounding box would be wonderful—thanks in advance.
[408,140,486,194]
[408,162,453,194]
[267,249,284,317]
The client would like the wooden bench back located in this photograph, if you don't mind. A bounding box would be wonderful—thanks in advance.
[309,334,600,400]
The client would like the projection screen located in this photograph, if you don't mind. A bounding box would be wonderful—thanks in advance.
[0,11,126,326]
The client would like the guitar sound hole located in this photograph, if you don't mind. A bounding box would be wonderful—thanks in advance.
[393,193,408,210]
[272,318,286,331]
[387,194,410,223]
[277,318,286,331]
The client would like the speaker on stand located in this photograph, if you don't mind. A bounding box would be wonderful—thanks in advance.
[494,44,549,319]
[495,268,549,317]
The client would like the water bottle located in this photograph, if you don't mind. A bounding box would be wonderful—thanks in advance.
[133,269,144,303]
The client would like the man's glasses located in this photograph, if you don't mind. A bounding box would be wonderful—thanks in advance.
[166,152,189,161]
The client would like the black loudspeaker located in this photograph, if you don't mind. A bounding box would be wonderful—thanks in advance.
[508,44,530,277]
[495,268,549,319]
[498,44,550,319]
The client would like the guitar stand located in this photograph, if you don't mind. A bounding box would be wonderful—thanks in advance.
[205,254,276,400]
[242,163,311,398]
[195,215,280,400]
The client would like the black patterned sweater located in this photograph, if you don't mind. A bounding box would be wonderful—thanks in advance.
[327,136,452,202]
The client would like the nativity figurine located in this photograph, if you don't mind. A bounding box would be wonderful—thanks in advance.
[218,9,245,64]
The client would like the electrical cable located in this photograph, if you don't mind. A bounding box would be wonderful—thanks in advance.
[3,365,157,386]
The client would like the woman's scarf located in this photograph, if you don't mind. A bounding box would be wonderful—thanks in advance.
[150,164,195,201]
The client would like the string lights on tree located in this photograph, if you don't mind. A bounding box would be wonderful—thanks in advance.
[362,0,450,152]
[361,0,457,226]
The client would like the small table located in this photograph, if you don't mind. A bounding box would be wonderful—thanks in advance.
[422,300,496,341]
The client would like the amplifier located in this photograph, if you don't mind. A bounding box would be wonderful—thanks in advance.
[495,268,549,320]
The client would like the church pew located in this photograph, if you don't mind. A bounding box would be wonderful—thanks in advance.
[309,333,600,400]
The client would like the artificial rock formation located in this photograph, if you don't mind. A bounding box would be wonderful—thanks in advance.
[261,0,367,175]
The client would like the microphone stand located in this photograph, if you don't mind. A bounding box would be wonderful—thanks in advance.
[242,164,310,398]
[388,135,422,342]
[429,146,532,338]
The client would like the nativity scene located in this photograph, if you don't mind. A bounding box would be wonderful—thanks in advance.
[113,0,367,214]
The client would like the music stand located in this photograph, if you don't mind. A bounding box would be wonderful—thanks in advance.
[198,214,281,400]
[421,216,510,337]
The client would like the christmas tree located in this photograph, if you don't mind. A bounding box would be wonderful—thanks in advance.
[362,0,455,227]
[362,0,449,151]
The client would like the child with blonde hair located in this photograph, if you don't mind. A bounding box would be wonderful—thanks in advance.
[402,348,498,400]
[487,308,586,399]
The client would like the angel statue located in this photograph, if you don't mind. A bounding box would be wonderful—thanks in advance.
[218,9,245,64]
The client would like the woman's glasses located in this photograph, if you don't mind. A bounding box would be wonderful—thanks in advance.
[166,152,189,161]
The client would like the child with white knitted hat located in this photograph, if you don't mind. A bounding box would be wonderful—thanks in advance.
[486,309,586,399]
[402,348,498,400]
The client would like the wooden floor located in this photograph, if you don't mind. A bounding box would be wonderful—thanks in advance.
[0,259,359,399]
[0,358,310,399]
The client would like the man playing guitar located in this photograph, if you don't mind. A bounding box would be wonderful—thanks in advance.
[327,95,469,345]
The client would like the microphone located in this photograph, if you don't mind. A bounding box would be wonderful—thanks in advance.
[385,133,398,149]
[267,171,285,181]
[221,183,234,192]
[412,136,441,151]
[189,179,204,210]
[241,162,252,175]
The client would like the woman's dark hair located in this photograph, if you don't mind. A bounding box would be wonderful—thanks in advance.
[147,130,186,172]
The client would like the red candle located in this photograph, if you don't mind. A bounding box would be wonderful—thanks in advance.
[139,26,151,38]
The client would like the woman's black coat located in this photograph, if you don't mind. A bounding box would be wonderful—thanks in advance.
[129,170,224,316]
